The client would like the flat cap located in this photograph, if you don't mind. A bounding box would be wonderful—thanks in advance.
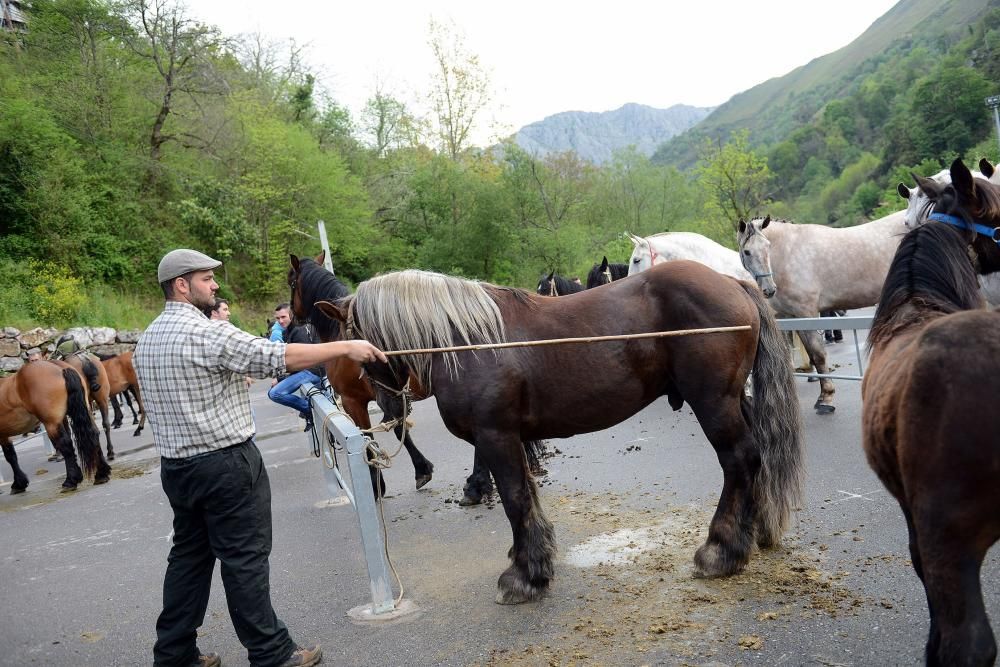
[157,249,222,283]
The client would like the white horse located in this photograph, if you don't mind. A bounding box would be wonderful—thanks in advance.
[626,232,754,281]
[898,158,1000,304]
[737,212,908,414]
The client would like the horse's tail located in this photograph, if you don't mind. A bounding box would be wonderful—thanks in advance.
[78,353,102,395]
[524,440,547,475]
[63,368,103,479]
[740,282,804,546]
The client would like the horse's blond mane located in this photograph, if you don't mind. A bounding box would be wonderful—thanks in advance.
[352,269,507,391]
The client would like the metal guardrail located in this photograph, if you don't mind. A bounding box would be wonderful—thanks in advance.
[776,315,874,381]
[299,382,398,618]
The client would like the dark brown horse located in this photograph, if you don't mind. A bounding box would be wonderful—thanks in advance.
[58,351,115,461]
[323,260,803,604]
[584,256,629,288]
[0,360,110,493]
[873,157,1000,666]
[98,351,146,437]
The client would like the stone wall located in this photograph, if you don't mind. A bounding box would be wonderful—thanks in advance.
[0,326,142,373]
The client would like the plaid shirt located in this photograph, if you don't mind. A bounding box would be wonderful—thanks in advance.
[134,301,287,459]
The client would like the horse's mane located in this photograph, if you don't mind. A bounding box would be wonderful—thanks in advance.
[540,273,583,295]
[585,262,627,288]
[352,269,509,390]
[868,223,983,350]
[297,258,351,341]
[94,352,119,361]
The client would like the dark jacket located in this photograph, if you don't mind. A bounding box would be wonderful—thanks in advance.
[283,323,326,379]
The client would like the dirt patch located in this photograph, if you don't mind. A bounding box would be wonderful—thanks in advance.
[477,491,869,666]
[111,465,149,480]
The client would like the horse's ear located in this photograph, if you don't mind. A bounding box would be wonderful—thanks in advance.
[290,254,300,271]
[314,249,326,266]
[600,256,609,270]
[626,231,643,246]
[315,300,347,322]
[761,215,771,229]
[896,182,910,200]
[949,158,976,202]
[546,270,555,281]
[980,157,995,179]
[914,173,943,199]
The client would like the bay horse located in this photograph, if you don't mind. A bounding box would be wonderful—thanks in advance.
[584,256,628,288]
[323,260,804,604]
[98,351,146,437]
[56,351,115,460]
[736,211,907,414]
[287,254,435,497]
[0,360,111,493]
[536,272,583,296]
[862,218,999,666]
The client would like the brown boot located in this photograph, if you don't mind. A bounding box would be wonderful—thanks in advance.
[188,653,221,667]
[278,645,323,667]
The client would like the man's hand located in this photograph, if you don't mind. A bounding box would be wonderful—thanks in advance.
[343,340,388,364]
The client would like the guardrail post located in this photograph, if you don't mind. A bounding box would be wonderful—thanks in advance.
[300,383,418,621]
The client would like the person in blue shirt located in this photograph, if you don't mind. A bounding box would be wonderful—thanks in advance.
[267,317,325,431]
[269,303,291,342]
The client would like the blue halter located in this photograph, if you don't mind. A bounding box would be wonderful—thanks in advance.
[928,212,1000,244]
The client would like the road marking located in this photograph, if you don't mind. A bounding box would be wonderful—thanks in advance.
[832,489,880,503]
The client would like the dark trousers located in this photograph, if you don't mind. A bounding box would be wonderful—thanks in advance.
[153,440,296,667]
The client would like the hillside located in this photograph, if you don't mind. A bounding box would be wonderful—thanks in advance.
[514,103,713,164]
[653,0,995,167]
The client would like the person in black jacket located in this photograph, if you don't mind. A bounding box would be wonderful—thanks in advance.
[267,318,326,431]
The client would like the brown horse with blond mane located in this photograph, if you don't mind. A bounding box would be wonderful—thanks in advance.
[0,360,111,493]
[322,260,803,604]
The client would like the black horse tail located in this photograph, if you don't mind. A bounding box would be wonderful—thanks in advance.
[740,282,804,547]
[78,353,102,394]
[63,368,103,479]
[524,440,547,475]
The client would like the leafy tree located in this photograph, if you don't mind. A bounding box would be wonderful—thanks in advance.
[426,18,491,160]
[694,130,772,227]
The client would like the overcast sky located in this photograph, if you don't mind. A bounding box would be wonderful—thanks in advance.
[193,0,901,143]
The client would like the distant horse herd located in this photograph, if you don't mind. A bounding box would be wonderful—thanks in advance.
[3,159,999,665]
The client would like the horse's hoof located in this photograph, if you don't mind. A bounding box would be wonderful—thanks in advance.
[814,403,836,415]
[61,484,78,493]
[414,474,432,490]
[112,423,122,430]
[10,486,27,495]
[94,476,110,485]
[495,568,545,605]
[458,493,482,507]
[693,542,746,578]
[107,453,115,461]
[133,428,143,437]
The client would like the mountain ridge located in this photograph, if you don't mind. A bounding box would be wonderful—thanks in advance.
[513,102,714,164]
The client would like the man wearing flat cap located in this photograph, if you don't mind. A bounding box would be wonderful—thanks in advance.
[135,249,386,667]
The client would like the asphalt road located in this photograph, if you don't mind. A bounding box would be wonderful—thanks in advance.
[0,333,997,667]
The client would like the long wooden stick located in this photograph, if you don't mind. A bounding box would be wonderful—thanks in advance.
[382,325,752,357]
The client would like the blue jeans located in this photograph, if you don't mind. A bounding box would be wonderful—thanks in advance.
[267,370,322,418]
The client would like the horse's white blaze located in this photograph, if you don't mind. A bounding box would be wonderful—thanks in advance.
[627,231,753,281]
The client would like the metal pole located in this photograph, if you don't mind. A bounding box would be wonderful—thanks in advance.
[317,221,334,275]
[302,383,396,615]
[987,96,1000,155]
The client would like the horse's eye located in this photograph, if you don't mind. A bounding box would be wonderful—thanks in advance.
[743,250,750,255]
